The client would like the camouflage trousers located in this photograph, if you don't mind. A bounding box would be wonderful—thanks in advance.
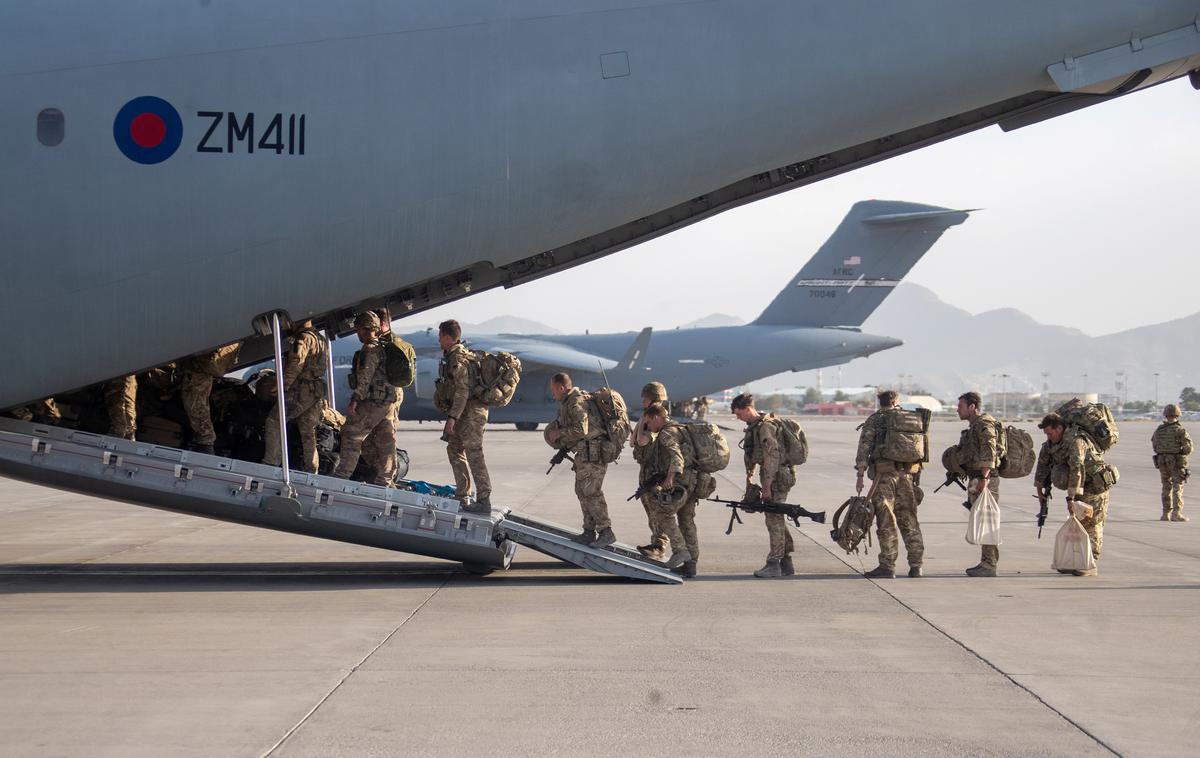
[446,402,490,501]
[871,467,924,571]
[574,460,611,531]
[333,399,397,484]
[262,378,327,474]
[180,371,217,445]
[765,485,794,561]
[1160,459,1186,516]
[651,490,699,559]
[104,376,137,439]
[1077,491,1110,561]
[640,495,670,551]
[971,476,1001,569]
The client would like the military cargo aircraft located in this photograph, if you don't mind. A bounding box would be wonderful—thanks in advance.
[3,1,1200,407]
[2,3,1198,579]
[333,200,968,428]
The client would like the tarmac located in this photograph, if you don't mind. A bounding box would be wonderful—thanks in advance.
[0,415,1196,757]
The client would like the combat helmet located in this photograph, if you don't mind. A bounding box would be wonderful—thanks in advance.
[354,311,382,330]
[1164,403,1181,419]
[641,381,668,403]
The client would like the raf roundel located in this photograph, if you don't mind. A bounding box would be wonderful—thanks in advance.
[113,96,183,164]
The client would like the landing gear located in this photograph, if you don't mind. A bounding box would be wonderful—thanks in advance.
[514,422,539,432]
[1191,69,1200,90]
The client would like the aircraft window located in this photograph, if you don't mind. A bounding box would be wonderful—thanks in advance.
[37,108,64,146]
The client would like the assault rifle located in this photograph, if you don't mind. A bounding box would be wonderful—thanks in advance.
[707,495,826,535]
[1034,473,1052,538]
[934,471,967,494]
[545,448,574,475]
[627,472,667,502]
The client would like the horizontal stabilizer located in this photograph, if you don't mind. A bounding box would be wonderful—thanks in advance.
[753,200,971,328]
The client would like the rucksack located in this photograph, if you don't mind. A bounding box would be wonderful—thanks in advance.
[682,421,731,474]
[586,387,631,463]
[469,350,522,407]
[1055,398,1119,452]
[876,408,930,464]
[830,496,875,555]
[775,416,809,466]
[997,424,1035,479]
[381,334,417,388]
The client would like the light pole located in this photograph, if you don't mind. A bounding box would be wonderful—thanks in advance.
[1042,371,1050,413]
[1154,372,1160,409]
[1082,373,1088,396]
[1000,373,1009,419]
[1115,371,1125,412]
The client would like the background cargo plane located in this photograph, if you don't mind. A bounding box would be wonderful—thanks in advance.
[4,1,1200,408]
[330,200,970,427]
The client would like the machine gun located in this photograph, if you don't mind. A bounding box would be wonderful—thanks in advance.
[627,472,667,502]
[933,471,967,494]
[545,448,574,475]
[707,494,826,535]
[1034,473,1052,538]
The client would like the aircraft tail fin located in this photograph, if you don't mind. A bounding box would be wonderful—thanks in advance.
[752,200,972,328]
[618,327,653,370]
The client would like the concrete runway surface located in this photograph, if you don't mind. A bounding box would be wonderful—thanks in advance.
[0,416,1196,757]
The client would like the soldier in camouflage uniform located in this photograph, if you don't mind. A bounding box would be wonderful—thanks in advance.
[262,319,329,474]
[631,381,671,559]
[180,342,242,453]
[957,391,1001,577]
[437,319,491,513]
[547,373,617,548]
[360,308,406,483]
[332,312,399,485]
[104,376,138,440]
[1152,404,1191,522]
[855,390,924,578]
[732,393,797,578]
[1036,412,1116,576]
[639,403,696,570]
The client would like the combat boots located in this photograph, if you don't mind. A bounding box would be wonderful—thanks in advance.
[1170,509,1190,522]
[1073,567,1099,577]
[780,555,795,576]
[679,560,698,578]
[908,566,924,578]
[965,564,997,577]
[1161,511,1171,521]
[753,560,782,578]
[637,544,667,561]
[589,527,617,549]
[864,566,894,579]
[665,548,693,569]
[571,529,597,545]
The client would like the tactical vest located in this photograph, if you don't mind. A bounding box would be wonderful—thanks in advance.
[294,329,328,382]
[350,342,398,404]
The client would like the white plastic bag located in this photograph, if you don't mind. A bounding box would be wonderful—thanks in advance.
[965,486,1002,545]
[1051,516,1096,572]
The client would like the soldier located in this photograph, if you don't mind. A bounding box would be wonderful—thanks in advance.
[547,373,617,548]
[855,390,924,578]
[732,393,796,578]
[332,312,399,485]
[1152,403,1191,522]
[437,319,491,513]
[362,307,406,482]
[104,376,138,440]
[262,319,329,474]
[639,403,696,570]
[631,381,671,560]
[957,391,1001,577]
[695,396,710,421]
[179,342,241,453]
[1036,412,1117,576]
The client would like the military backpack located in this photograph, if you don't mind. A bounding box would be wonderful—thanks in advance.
[586,387,631,463]
[996,424,1035,479]
[776,416,809,466]
[876,407,930,465]
[681,421,731,474]
[468,350,522,407]
[381,333,417,388]
[1055,398,1119,452]
[1152,423,1191,456]
[830,496,875,555]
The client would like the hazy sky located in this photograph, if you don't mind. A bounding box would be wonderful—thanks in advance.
[415,80,1199,337]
